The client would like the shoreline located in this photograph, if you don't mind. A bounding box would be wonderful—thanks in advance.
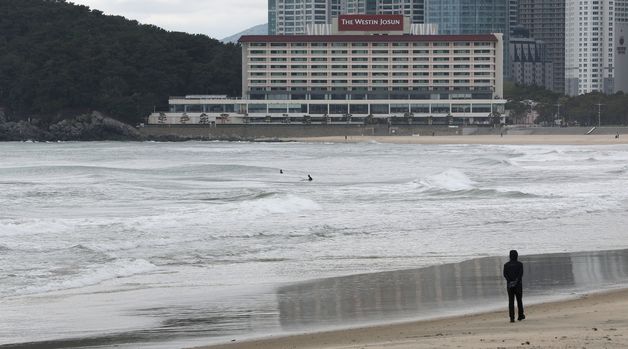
[282,134,628,145]
[194,287,628,349]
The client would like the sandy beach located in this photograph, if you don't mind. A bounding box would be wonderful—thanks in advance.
[195,288,628,349]
[283,134,628,145]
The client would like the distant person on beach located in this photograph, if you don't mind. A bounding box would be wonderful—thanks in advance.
[307,174,313,181]
[503,250,525,323]
[280,169,283,174]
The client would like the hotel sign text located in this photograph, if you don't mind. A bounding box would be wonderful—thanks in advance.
[338,15,404,31]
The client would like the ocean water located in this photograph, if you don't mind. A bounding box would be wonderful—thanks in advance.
[1,141,628,348]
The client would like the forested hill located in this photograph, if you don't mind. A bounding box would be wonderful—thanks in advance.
[0,0,241,125]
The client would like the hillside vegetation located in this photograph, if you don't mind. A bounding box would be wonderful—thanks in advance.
[0,0,241,126]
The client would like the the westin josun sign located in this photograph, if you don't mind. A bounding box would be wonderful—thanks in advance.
[338,14,404,31]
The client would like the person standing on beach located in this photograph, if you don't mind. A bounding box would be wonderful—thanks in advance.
[503,250,525,323]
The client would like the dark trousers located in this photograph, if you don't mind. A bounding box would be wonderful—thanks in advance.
[507,285,524,320]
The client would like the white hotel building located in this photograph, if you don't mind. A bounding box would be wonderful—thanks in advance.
[149,15,505,126]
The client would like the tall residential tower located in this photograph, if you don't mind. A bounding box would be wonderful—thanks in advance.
[565,0,615,96]
[518,0,565,93]
[615,0,628,92]
[269,0,425,35]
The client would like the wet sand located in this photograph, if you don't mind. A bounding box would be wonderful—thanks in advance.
[283,134,628,145]
[197,288,628,349]
[194,250,628,349]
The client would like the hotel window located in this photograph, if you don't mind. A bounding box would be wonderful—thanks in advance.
[391,104,410,113]
[451,104,471,113]
[370,104,389,114]
[411,104,430,113]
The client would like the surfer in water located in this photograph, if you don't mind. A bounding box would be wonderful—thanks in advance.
[307,174,313,181]
[280,169,283,174]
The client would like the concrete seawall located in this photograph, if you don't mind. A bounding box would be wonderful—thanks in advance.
[139,124,628,141]
[139,124,463,140]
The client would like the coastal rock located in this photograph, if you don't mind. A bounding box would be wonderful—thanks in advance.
[48,111,142,141]
[0,111,142,141]
[0,119,52,141]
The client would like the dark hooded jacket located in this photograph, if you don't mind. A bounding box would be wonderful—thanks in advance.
[503,250,523,288]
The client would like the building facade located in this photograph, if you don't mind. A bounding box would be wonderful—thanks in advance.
[518,0,565,94]
[375,0,425,24]
[149,16,506,126]
[615,0,628,93]
[565,0,615,96]
[424,0,510,79]
[269,0,332,35]
[510,37,554,90]
[270,0,425,35]
[509,0,518,33]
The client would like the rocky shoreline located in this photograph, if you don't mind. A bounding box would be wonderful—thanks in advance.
[0,111,143,142]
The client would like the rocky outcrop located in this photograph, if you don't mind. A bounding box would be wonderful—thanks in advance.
[48,111,141,141]
[0,111,142,141]
[0,119,51,141]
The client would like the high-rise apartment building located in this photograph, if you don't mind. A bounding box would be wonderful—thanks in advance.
[270,0,424,35]
[425,0,509,36]
[269,0,278,35]
[509,0,519,32]
[270,0,332,35]
[565,0,615,96]
[331,0,376,14]
[376,0,425,24]
[615,0,628,93]
[510,37,554,90]
[518,0,565,94]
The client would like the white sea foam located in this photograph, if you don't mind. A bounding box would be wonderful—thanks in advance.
[18,259,157,295]
[236,194,322,215]
[418,169,476,192]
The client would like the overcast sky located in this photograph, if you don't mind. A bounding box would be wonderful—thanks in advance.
[70,0,267,39]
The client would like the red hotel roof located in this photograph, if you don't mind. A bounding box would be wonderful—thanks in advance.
[239,34,498,43]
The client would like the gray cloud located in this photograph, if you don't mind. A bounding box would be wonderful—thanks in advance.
[70,0,267,39]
